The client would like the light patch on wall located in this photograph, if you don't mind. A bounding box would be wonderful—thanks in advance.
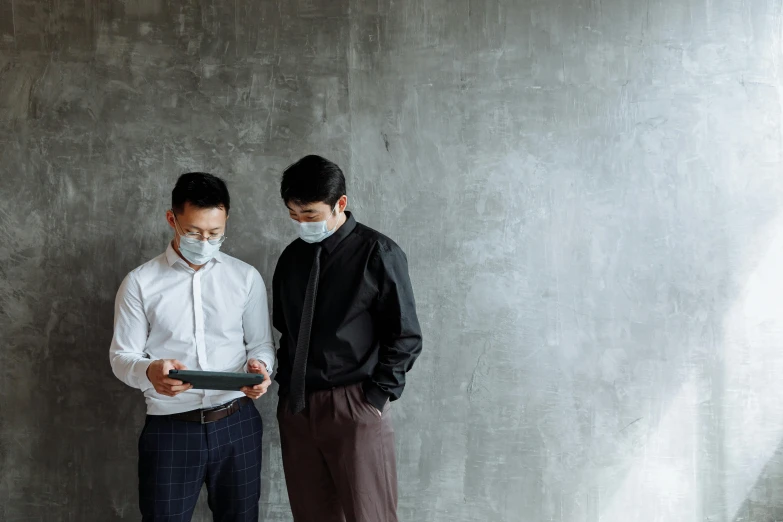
[722,211,783,520]
[597,211,783,521]
[597,376,702,521]
[138,22,153,36]
[465,271,532,329]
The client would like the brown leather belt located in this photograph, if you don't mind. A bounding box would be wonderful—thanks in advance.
[172,397,251,424]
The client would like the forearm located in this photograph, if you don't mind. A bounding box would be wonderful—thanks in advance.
[110,348,155,391]
[365,332,422,410]
[365,242,423,410]
[243,269,276,373]
[245,342,276,373]
[110,273,154,392]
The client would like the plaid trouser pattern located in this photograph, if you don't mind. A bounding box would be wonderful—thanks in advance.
[138,400,264,522]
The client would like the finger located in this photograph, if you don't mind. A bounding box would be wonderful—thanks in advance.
[251,362,269,376]
[170,359,187,370]
[161,364,182,376]
[160,384,188,394]
[161,378,185,386]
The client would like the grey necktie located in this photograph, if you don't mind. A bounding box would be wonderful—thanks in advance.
[289,245,322,414]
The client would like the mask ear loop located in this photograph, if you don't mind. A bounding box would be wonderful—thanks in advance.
[326,204,340,233]
[171,210,186,250]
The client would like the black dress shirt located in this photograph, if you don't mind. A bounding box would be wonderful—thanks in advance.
[272,212,423,411]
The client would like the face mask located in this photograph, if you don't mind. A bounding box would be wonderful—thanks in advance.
[178,236,222,265]
[293,205,339,243]
[173,213,224,265]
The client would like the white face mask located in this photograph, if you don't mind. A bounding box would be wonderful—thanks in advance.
[293,205,339,243]
[173,213,225,265]
[178,236,222,265]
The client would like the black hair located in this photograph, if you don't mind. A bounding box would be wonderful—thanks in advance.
[281,155,346,207]
[171,172,230,215]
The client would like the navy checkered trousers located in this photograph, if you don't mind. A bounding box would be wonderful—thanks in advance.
[138,400,263,522]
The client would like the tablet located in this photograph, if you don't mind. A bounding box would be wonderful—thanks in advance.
[168,369,266,391]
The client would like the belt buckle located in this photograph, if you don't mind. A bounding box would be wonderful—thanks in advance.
[199,399,237,425]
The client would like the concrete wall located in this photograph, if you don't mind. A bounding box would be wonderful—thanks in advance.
[2,1,783,521]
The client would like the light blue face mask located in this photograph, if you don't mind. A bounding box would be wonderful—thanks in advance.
[178,236,222,265]
[293,205,339,243]
[173,213,225,265]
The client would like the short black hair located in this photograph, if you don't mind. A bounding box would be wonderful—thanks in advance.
[172,172,230,215]
[281,155,346,207]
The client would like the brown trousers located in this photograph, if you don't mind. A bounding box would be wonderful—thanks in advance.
[277,383,398,522]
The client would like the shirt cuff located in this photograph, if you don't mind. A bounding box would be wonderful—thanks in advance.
[362,381,390,412]
[134,358,156,392]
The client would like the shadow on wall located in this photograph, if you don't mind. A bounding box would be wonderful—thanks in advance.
[1,234,151,519]
[733,437,783,522]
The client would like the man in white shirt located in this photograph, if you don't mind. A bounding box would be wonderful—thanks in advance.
[109,172,275,522]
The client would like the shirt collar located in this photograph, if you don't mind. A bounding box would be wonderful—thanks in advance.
[321,211,357,254]
[165,241,224,268]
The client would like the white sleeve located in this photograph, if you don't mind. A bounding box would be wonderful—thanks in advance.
[109,272,155,391]
[242,269,276,373]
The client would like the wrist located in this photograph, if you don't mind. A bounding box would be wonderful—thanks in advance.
[362,382,390,412]
[137,358,157,392]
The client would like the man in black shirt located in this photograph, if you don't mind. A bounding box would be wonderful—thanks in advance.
[273,155,423,522]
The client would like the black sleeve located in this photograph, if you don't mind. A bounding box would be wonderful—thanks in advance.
[272,261,291,393]
[363,242,423,411]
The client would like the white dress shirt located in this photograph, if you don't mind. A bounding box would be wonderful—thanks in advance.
[109,243,276,415]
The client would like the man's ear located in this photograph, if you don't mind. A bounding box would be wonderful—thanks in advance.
[166,210,177,230]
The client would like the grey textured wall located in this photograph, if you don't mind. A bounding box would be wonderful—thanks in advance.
[2,1,783,521]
